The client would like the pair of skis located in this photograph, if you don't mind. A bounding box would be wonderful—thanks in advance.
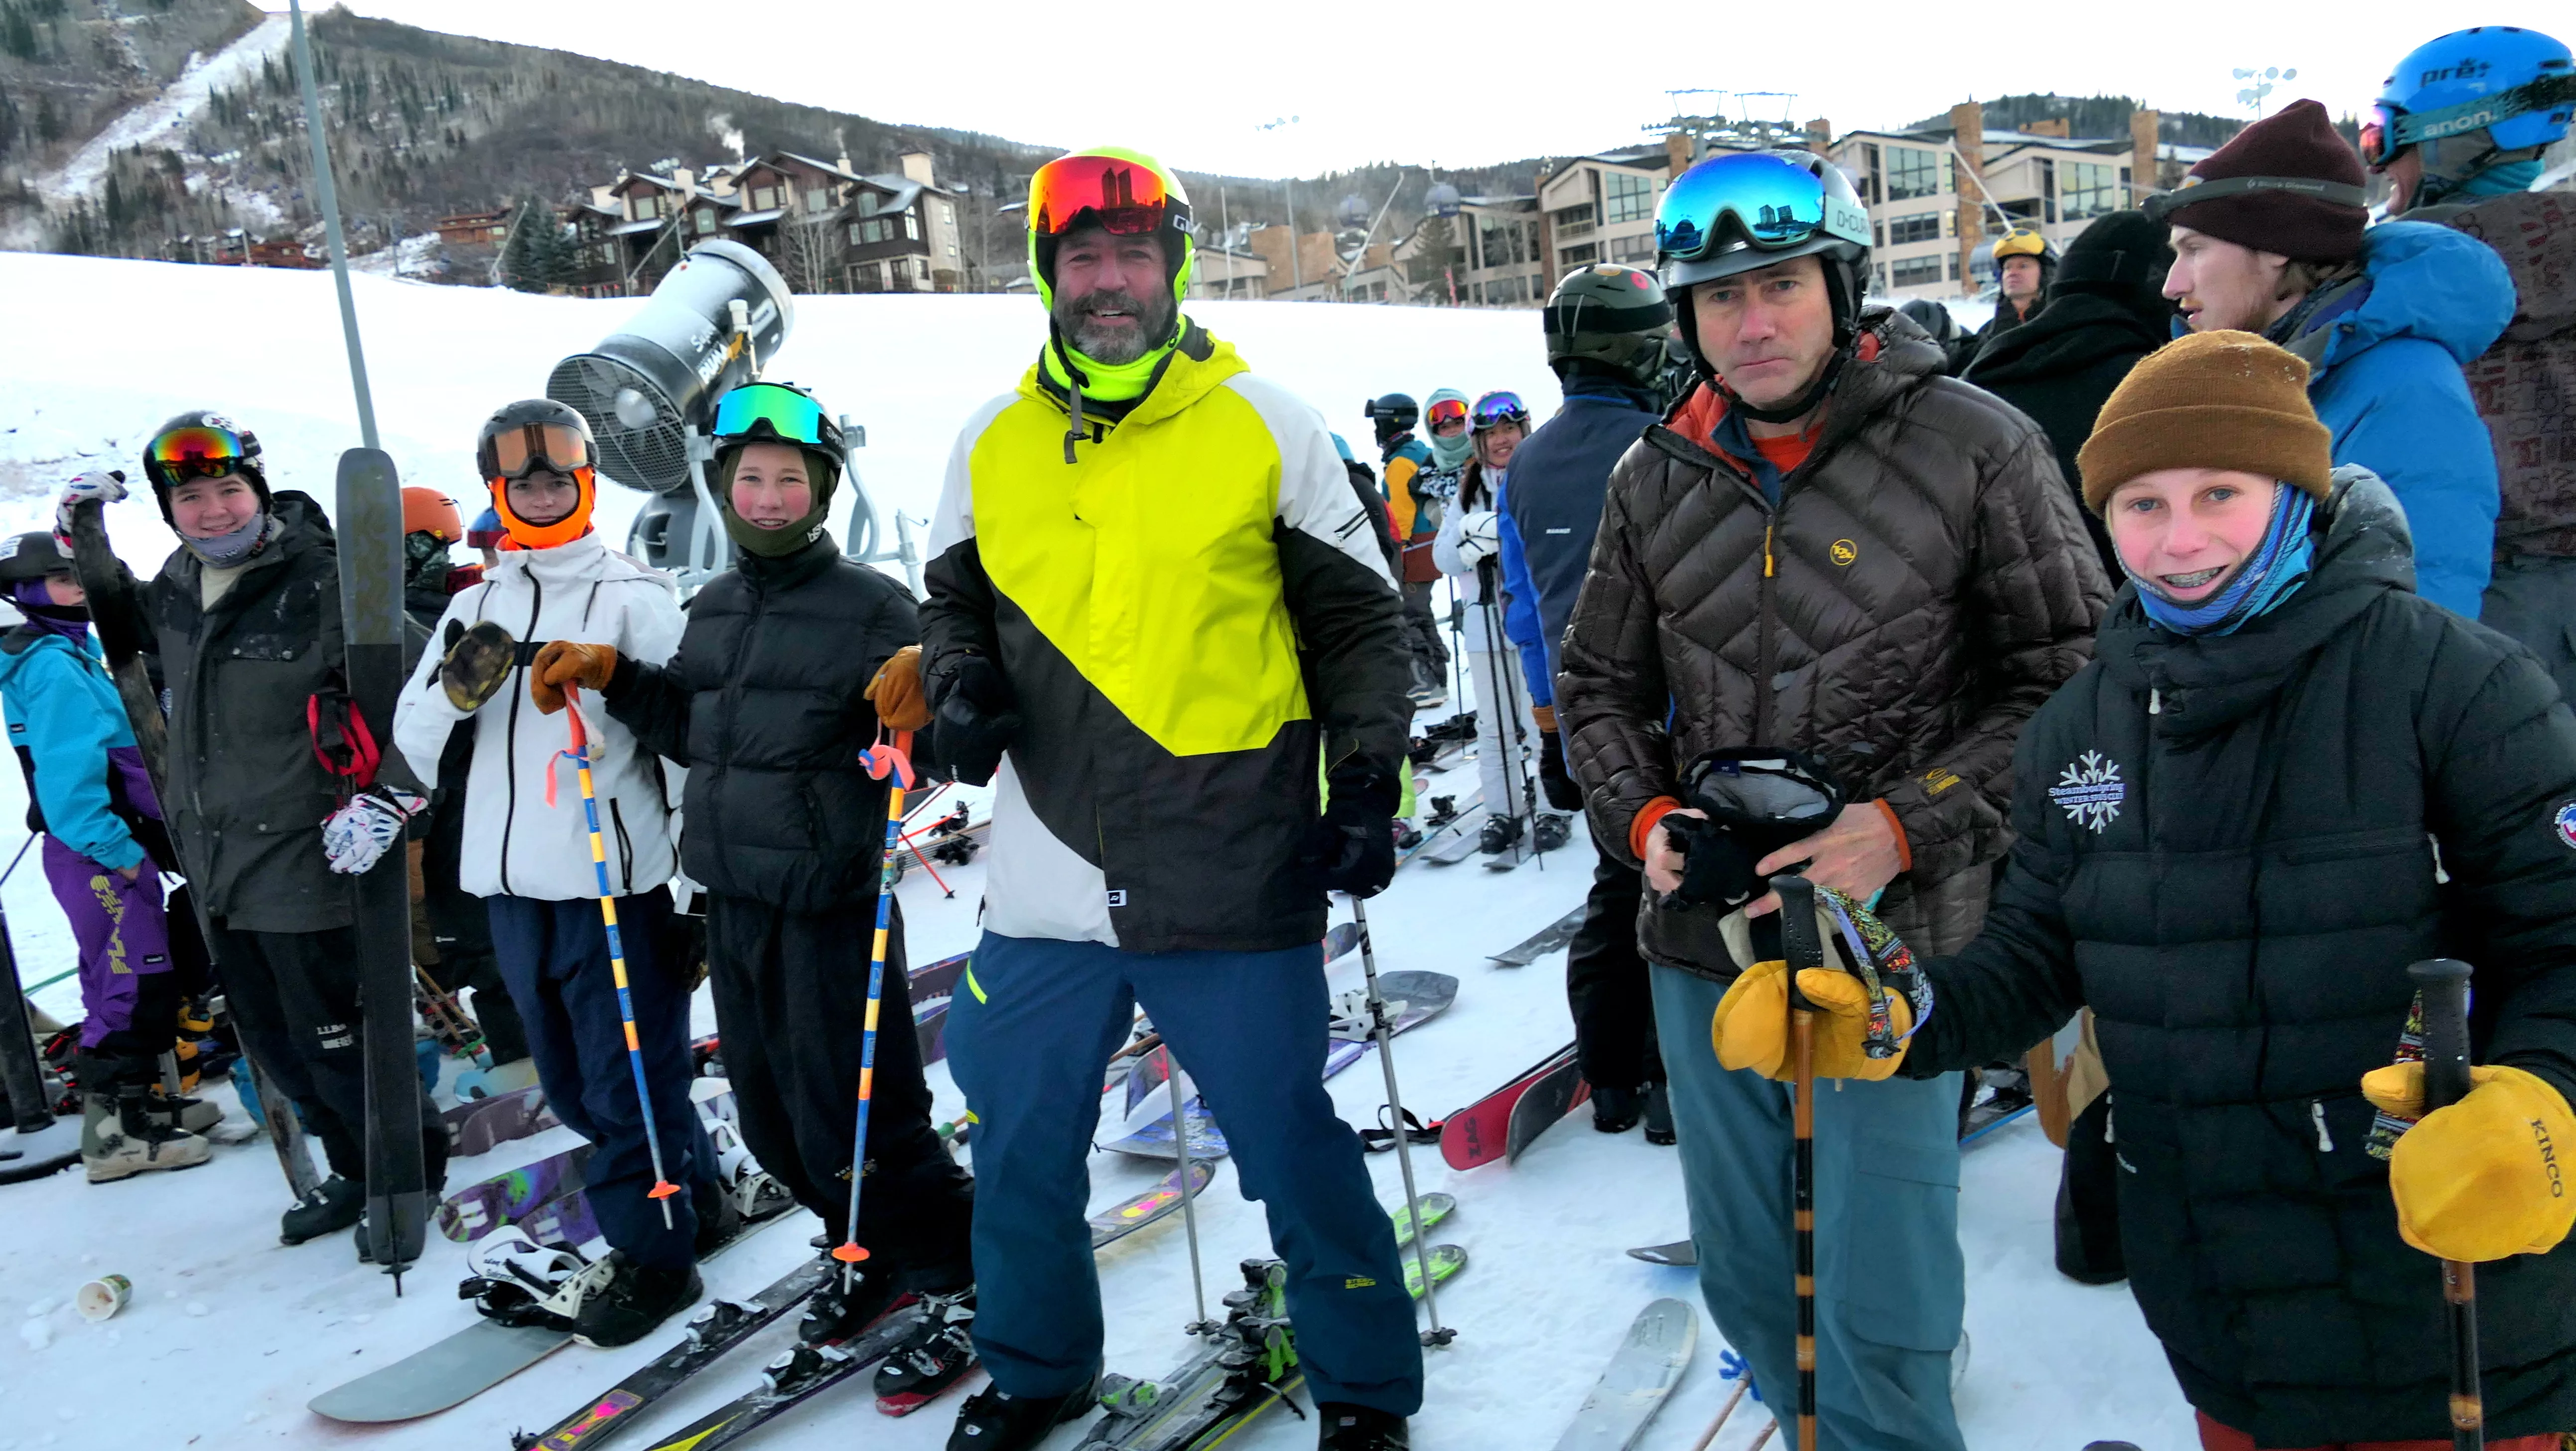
[1440,1041,1592,1171]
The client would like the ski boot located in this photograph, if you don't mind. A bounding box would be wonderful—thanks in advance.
[81,1088,211,1183]
[1642,1081,1675,1146]
[1532,813,1572,854]
[1477,813,1524,856]
[1392,822,1424,852]
[573,1253,705,1348]
[1423,795,1461,830]
[799,1262,903,1345]
[1318,1402,1410,1449]
[946,1373,1097,1451]
[1590,1082,1646,1135]
[279,1174,366,1244]
[875,1286,977,1415]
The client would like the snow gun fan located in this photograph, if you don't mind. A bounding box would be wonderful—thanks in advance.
[543,239,795,580]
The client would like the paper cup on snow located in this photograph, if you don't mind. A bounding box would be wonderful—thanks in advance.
[75,1274,132,1322]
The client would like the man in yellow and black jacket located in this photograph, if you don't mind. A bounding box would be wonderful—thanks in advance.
[913,146,1423,1451]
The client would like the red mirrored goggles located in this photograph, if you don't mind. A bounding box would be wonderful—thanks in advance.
[147,425,247,484]
[479,422,594,485]
[1425,398,1471,430]
[1029,153,1182,238]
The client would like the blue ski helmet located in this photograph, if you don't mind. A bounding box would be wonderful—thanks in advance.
[2367,27,2573,169]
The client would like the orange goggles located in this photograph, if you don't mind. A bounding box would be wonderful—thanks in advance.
[1426,398,1470,429]
[148,425,247,484]
[480,421,593,484]
[1028,153,1178,238]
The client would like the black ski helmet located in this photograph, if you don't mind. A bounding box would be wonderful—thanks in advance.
[0,531,76,585]
[1364,393,1419,446]
[1897,297,1958,344]
[474,398,597,485]
[1543,264,1675,388]
[141,411,268,526]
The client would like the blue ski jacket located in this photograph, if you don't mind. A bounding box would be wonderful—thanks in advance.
[0,630,148,871]
[1501,376,1664,684]
[1492,477,1550,707]
[2276,220,2514,616]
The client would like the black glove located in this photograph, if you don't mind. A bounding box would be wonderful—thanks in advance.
[1301,761,1400,899]
[1538,729,1582,812]
[1658,813,1767,912]
[929,654,1022,787]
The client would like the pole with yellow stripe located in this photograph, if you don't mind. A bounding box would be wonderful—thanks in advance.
[833,728,916,1280]
[562,687,680,1226]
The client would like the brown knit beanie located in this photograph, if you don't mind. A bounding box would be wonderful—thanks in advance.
[2076,330,2334,512]
[2158,99,2369,263]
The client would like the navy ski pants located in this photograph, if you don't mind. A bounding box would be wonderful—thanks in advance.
[488,888,719,1271]
[948,931,1425,1415]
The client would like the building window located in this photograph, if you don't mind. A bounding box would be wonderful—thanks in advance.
[1890,255,1945,289]
[749,184,779,211]
[1559,243,1598,268]
[1552,203,1595,240]
[903,211,920,242]
[851,217,898,246]
[1887,212,1944,246]
[1481,221,1523,266]
[1605,171,1654,224]
[1949,253,1960,281]
[1874,262,1888,292]
[1887,146,1943,200]
[2062,161,2117,221]
[694,208,716,235]
[805,187,834,214]
[1861,143,1882,205]
[937,199,955,228]
[632,194,661,221]
[1608,232,1656,264]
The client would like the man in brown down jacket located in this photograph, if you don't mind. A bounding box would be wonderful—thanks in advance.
[1556,149,2107,1448]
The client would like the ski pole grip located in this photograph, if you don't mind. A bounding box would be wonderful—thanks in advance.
[2410,958,2475,1115]
[1776,876,1821,1013]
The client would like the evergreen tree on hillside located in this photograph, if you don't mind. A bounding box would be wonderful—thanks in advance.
[497,193,550,291]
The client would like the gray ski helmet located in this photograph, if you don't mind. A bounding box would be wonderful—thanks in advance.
[1897,297,1958,343]
[1656,149,1872,336]
[1542,264,1673,386]
[1364,393,1419,444]
[0,531,75,585]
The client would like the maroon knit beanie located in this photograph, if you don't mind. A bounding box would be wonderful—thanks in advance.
[2161,100,2368,263]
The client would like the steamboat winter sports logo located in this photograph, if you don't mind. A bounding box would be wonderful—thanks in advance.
[2050,751,2126,833]
[2555,800,2576,850]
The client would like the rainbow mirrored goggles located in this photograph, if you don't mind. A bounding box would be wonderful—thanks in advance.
[146,425,248,485]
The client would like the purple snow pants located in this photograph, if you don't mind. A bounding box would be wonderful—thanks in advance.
[42,836,175,1051]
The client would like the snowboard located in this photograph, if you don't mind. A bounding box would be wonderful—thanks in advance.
[340,446,431,1275]
[905,950,973,1067]
[1420,812,1490,866]
[1400,793,1483,867]
[450,1084,561,1159]
[1490,905,1589,968]
[1440,1042,1579,1171]
[1321,970,1460,1082]
[1505,1053,1593,1163]
[307,1190,790,1423]
[1547,1298,1699,1451]
[1626,1240,1695,1268]
[506,1256,843,1451]
[1101,1096,1229,1161]
[437,1145,597,1242]
[1091,1161,1214,1251]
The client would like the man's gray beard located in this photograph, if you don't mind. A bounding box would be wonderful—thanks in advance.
[1056,289,1175,366]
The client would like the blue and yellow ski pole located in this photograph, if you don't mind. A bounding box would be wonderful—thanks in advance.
[834,728,916,1276]
[556,687,681,1227]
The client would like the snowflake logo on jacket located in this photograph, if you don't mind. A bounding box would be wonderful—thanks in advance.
[2049,751,2125,834]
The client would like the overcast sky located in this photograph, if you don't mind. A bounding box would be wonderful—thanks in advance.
[330,0,2555,178]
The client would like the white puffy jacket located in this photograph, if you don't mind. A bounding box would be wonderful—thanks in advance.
[393,533,685,901]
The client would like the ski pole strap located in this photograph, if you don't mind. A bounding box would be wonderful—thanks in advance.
[1776,877,1930,1059]
[306,688,382,790]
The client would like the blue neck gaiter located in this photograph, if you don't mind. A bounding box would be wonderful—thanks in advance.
[2126,485,2317,637]
[182,511,271,569]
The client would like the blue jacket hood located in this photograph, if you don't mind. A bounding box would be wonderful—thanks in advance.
[2305,221,2513,378]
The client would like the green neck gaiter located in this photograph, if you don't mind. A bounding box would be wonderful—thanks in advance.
[717,447,840,559]
[1040,329,1176,407]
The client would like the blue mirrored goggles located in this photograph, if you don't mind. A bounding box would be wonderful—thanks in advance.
[1654,152,1853,264]
[711,383,827,447]
[1471,391,1528,430]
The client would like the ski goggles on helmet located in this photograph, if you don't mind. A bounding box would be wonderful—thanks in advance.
[1471,391,1529,431]
[711,382,830,449]
[1028,152,1183,238]
[146,424,249,485]
[1425,397,1471,431]
[2141,172,2369,223]
[1655,152,1867,265]
[479,421,593,484]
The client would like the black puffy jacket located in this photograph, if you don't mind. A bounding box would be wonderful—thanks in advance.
[604,534,912,914]
[1906,472,2576,1444]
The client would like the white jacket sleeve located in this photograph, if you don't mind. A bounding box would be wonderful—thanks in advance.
[392,593,476,788]
[1432,499,1471,580]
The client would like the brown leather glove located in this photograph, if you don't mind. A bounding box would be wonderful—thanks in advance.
[530,641,621,716]
[865,645,931,732]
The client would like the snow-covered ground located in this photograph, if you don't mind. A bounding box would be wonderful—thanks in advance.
[34,14,293,207]
[0,252,2195,1450]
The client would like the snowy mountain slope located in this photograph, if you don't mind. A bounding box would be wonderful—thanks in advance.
[35,14,293,207]
[0,253,2198,1450]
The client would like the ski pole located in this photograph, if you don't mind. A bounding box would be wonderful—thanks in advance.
[1478,561,1542,868]
[833,728,916,1281]
[1687,1379,1750,1451]
[1773,872,1822,1451]
[1351,895,1454,1346]
[2411,957,2484,1451]
[1165,1044,1216,1335]
[558,688,680,1228]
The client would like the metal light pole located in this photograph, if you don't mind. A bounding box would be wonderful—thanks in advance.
[287,0,379,449]
[1259,116,1304,300]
